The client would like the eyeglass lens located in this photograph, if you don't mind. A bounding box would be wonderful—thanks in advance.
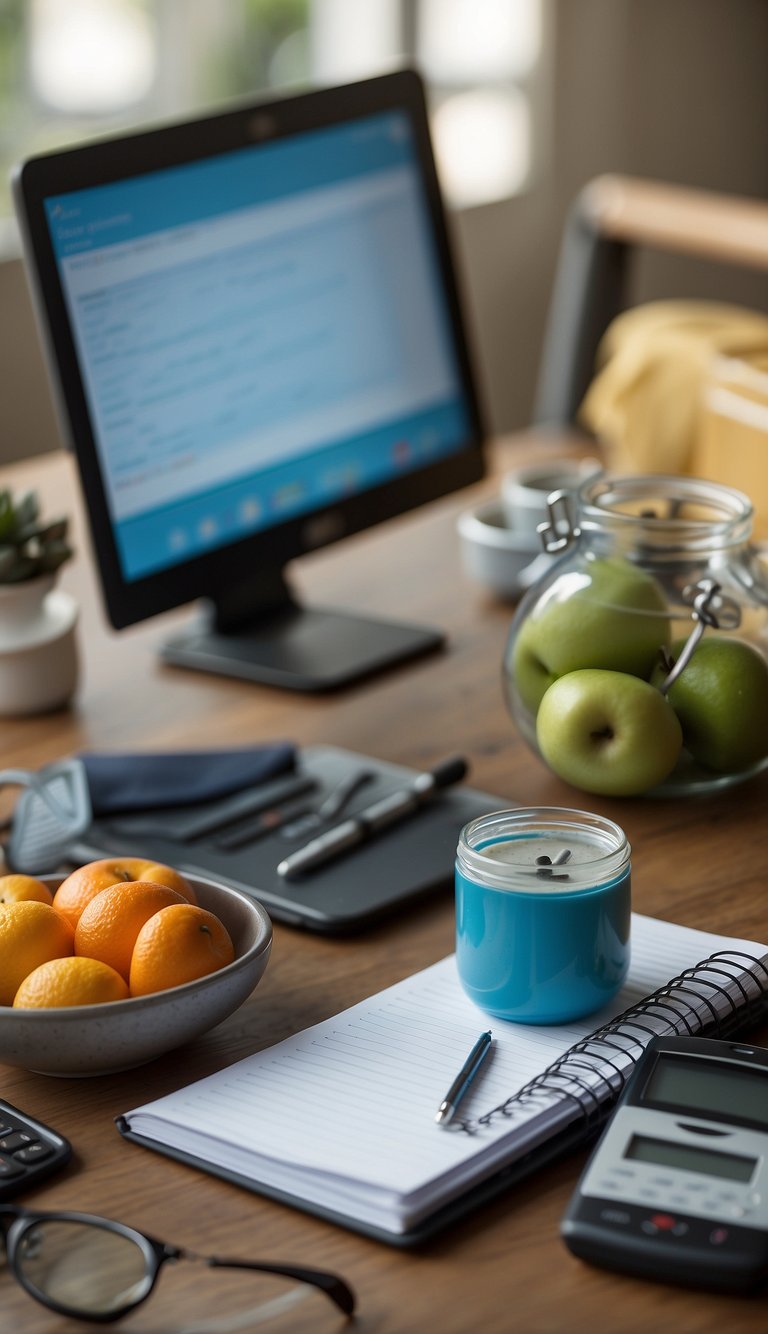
[6,1212,354,1330]
[16,1218,152,1318]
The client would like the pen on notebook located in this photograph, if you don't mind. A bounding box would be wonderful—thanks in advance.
[276,754,468,879]
[435,1030,493,1126]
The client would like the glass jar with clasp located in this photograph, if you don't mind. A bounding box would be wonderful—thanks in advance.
[502,474,768,797]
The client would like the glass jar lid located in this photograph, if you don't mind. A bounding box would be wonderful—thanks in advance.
[456,807,630,894]
[577,474,754,555]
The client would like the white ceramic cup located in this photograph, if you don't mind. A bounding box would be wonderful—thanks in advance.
[501,457,601,544]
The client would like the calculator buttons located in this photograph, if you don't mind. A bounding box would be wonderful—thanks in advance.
[0,1131,34,1153]
[0,1099,72,1200]
[14,1142,53,1166]
[641,1213,692,1239]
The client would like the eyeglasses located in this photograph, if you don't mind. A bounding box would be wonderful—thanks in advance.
[0,1204,356,1326]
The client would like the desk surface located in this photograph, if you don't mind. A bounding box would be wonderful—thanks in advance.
[1,433,767,1333]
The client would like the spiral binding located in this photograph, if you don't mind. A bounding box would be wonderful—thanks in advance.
[455,949,768,1136]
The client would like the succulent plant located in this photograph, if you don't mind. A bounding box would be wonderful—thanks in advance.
[0,488,73,584]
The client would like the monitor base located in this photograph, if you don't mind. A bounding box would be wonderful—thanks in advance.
[160,605,445,692]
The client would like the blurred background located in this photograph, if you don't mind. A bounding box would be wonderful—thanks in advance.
[1,0,767,462]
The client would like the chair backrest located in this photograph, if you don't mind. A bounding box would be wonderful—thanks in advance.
[532,174,768,428]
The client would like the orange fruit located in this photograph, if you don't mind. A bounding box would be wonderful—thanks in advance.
[74,881,188,981]
[0,873,54,906]
[13,956,129,1008]
[0,902,74,1006]
[53,857,195,930]
[130,904,235,996]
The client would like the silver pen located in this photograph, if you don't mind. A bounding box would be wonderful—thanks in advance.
[276,755,468,879]
[435,1030,493,1126]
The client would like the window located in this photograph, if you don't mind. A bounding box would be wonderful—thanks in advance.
[310,0,545,209]
[0,0,544,230]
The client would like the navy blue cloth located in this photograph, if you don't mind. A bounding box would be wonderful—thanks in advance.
[78,743,296,815]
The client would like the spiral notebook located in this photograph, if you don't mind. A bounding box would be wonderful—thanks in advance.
[118,914,768,1246]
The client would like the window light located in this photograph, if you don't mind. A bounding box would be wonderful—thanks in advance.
[417,0,541,82]
[431,88,530,210]
[30,0,156,114]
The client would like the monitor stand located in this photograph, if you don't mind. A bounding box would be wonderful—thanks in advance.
[159,569,445,692]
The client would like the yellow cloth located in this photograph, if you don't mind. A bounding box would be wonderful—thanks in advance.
[579,301,768,473]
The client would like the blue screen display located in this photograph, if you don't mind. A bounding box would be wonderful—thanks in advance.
[44,113,470,581]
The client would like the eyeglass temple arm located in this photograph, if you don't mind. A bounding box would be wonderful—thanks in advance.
[205,1256,356,1316]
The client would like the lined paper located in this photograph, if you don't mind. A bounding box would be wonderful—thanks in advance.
[123,914,768,1235]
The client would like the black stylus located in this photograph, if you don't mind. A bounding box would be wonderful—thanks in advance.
[276,755,468,879]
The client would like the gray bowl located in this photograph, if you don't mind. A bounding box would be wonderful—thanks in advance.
[0,874,272,1076]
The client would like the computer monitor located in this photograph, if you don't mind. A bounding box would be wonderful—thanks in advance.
[13,69,485,691]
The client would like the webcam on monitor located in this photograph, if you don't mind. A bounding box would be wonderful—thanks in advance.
[13,69,485,691]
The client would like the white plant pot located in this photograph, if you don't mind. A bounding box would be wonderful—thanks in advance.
[0,576,79,716]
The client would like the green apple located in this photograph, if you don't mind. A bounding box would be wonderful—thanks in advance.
[650,634,768,772]
[509,556,670,716]
[536,668,683,796]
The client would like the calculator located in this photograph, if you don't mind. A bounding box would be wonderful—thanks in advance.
[561,1035,768,1293]
[0,1100,72,1198]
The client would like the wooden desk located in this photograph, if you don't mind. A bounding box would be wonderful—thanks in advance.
[1,434,767,1333]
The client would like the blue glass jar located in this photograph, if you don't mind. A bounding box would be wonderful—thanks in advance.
[455,807,631,1024]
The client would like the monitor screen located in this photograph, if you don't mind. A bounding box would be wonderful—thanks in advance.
[15,72,485,689]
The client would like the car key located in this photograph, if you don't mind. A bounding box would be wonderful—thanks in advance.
[0,1099,72,1198]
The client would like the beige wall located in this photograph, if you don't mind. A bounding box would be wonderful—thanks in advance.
[2,0,768,464]
[0,241,67,462]
[454,0,768,433]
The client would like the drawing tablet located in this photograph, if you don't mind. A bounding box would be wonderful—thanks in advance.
[71,746,508,933]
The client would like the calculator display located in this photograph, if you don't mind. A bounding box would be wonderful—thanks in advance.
[562,1039,768,1295]
[643,1053,768,1128]
[625,1133,757,1182]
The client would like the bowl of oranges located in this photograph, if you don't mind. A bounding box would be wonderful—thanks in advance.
[0,858,272,1076]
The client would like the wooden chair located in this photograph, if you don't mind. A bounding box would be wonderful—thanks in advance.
[532,174,768,429]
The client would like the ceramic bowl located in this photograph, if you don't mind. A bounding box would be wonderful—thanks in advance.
[457,499,554,600]
[0,874,272,1076]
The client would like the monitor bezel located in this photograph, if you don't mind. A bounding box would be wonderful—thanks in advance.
[14,68,485,631]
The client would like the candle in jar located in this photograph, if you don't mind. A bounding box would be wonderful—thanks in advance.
[480,833,604,880]
[455,808,632,1023]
